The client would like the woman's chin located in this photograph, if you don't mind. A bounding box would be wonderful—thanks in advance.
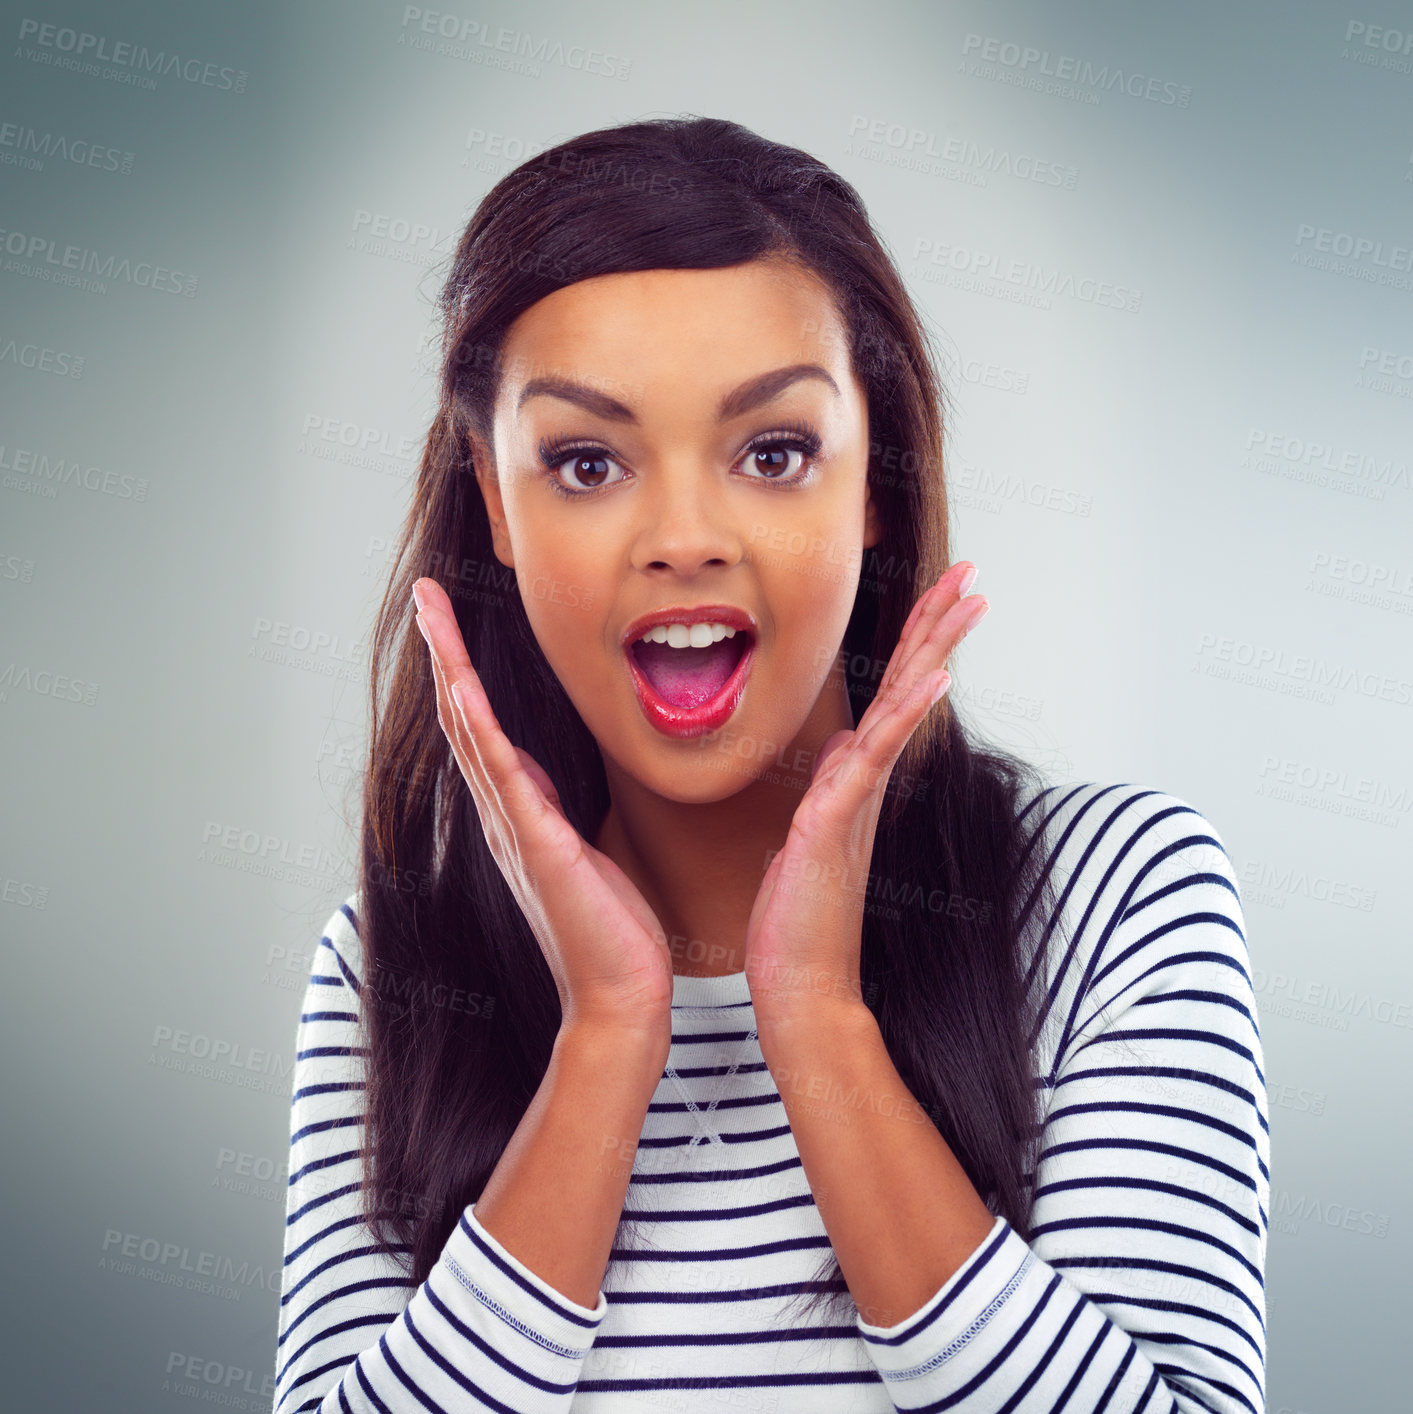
[603,722,818,804]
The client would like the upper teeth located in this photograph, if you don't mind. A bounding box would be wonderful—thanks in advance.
[637,622,741,648]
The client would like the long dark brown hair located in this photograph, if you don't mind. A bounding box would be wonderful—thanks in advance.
[351,115,1065,1326]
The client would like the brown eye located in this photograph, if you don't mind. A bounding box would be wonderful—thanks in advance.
[738,437,815,485]
[542,447,628,498]
[560,454,616,489]
[750,446,798,478]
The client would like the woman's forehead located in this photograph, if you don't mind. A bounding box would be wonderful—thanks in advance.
[495,265,854,415]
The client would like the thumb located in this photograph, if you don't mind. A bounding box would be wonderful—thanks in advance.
[812,730,854,783]
[513,747,565,816]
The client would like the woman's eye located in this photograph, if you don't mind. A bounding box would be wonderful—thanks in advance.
[739,442,810,482]
[542,431,818,498]
[551,452,626,495]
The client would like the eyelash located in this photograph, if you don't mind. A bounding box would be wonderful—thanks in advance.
[537,418,824,500]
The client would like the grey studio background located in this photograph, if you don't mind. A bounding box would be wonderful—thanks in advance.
[1,1,1409,1410]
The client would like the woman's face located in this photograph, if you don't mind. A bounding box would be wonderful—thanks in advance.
[474,256,881,802]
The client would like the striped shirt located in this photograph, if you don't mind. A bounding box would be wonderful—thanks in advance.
[275,780,1268,1413]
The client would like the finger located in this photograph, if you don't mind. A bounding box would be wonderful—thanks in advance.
[868,567,959,713]
[894,570,944,646]
[853,594,979,758]
[868,668,952,780]
[865,599,974,740]
[416,580,491,722]
[414,585,502,772]
[810,730,853,784]
[514,746,566,817]
[412,583,520,839]
[416,605,504,841]
[443,648,553,826]
[854,563,970,740]
[822,667,952,812]
[416,593,554,829]
[883,562,978,697]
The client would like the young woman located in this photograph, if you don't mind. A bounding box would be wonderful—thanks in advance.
[275,117,1268,1413]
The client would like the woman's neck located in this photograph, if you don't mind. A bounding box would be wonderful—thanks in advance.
[594,782,793,977]
[593,669,856,978]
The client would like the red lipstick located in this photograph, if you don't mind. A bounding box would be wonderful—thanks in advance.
[620,605,758,740]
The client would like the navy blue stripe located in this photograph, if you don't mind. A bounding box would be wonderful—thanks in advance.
[1047,1321,1110,1414]
[463,1210,603,1329]
[324,924,362,995]
[278,785,1266,1412]
[419,1280,578,1400]
[928,1270,1065,1412]
[858,1220,1011,1347]
[287,1144,362,1190]
[1046,811,1219,1071]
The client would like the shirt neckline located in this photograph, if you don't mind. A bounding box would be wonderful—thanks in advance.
[670,968,752,1010]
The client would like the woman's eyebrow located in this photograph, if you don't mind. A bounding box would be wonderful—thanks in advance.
[516,362,840,422]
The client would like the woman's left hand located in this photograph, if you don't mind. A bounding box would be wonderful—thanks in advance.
[742,560,989,1020]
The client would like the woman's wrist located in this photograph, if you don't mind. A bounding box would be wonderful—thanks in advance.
[556,1011,672,1078]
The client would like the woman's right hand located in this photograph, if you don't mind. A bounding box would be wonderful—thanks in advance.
[411,576,675,1049]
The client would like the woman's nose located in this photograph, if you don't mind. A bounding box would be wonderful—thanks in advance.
[630,470,748,575]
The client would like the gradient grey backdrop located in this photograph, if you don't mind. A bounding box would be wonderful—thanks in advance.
[2,1,1409,1410]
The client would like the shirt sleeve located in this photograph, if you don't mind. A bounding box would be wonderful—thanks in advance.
[854,786,1269,1413]
[274,895,610,1413]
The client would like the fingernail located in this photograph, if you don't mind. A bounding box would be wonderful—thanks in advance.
[957,565,978,597]
[414,611,430,645]
[930,671,952,705]
[411,580,427,611]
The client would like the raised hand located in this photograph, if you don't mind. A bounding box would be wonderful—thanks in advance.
[411,577,676,1045]
[741,561,988,1019]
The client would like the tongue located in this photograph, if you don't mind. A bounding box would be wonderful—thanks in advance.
[632,638,743,709]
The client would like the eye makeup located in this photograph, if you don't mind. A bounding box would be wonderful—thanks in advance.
[535,418,825,499]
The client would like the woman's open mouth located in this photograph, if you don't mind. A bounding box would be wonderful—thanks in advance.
[625,622,755,739]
